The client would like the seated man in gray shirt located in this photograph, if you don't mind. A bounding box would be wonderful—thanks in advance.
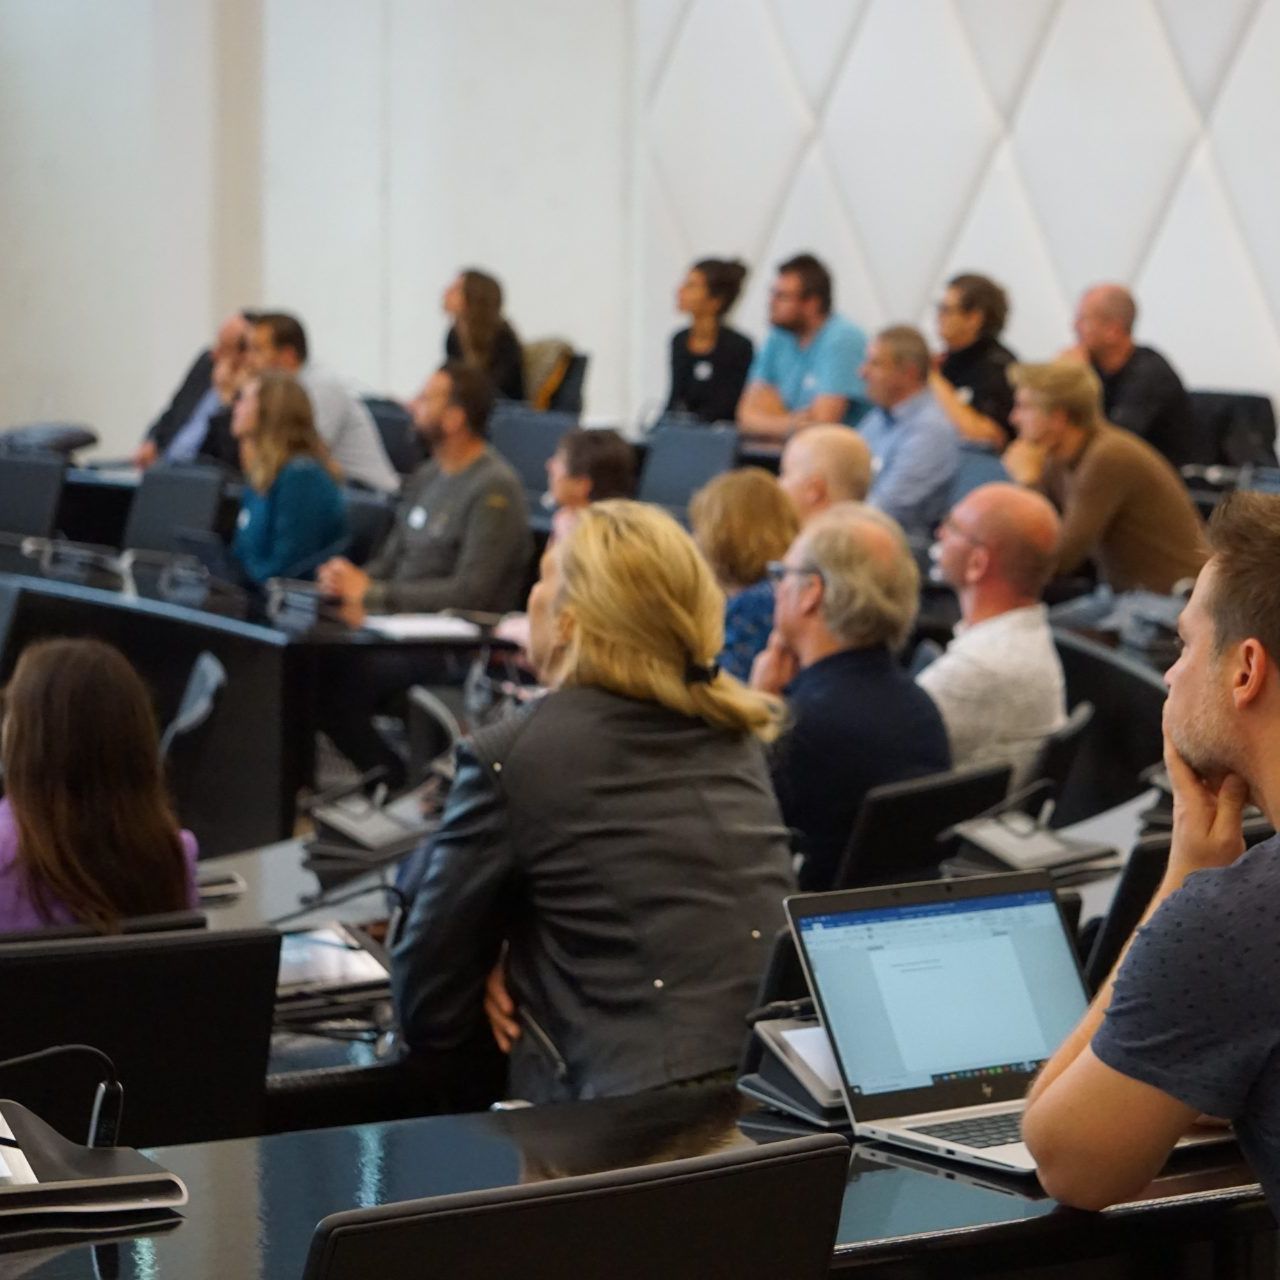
[1023,491,1280,1212]
[318,361,532,787]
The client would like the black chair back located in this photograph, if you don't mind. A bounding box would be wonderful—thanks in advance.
[0,927,279,1147]
[548,353,588,414]
[123,465,225,554]
[1188,390,1279,468]
[1052,630,1166,825]
[301,1133,849,1280]
[0,909,207,946]
[406,684,461,783]
[637,422,738,525]
[489,406,578,511]
[1027,700,1094,822]
[1083,834,1170,993]
[362,397,426,476]
[0,453,67,538]
[834,762,1013,889]
[343,487,396,566]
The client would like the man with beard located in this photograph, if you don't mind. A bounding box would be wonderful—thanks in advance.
[736,254,869,438]
[317,362,531,789]
[1022,491,1280,1214]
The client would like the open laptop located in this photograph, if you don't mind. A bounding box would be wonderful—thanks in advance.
[787,871,1162,1176]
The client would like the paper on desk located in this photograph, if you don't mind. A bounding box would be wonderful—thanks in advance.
[363,614,482,641]
[780,1026,843,1093]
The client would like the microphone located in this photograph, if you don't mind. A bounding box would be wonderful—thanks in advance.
[0,1044,123,1148]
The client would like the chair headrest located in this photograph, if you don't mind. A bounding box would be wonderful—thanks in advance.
[0,423,98,457]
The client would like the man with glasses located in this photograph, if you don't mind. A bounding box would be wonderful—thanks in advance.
[736,254,869,440]
[750,502,949,892]
[918,483,1066,788]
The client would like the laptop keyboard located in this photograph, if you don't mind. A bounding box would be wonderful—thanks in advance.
[909,1112,1023,1149]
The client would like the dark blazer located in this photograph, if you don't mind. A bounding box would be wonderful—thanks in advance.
[145,349,213,450]
[391,686,795,1103]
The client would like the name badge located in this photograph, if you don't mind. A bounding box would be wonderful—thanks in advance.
[407,506,427,531]
[236,508,250,530]
[957,386,973,406]
[803,372,817,391]
[694,360,713,382]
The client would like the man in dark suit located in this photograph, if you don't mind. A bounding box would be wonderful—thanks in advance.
[133,311,250,469]
[750,501,950,891]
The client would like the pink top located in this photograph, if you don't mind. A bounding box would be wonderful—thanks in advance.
[0,798,200,934]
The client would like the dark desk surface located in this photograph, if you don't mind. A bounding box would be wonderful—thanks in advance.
[4,1086,1271,1279]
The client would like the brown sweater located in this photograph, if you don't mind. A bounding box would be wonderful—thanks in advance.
[1043,421,1207,593]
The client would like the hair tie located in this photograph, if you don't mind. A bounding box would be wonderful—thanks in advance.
[685,660,720,685]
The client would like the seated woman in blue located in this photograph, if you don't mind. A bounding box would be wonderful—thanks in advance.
[231,370,349,583]
[689,467,800,681]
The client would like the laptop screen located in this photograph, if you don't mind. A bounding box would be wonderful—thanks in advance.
[795,888,1087,1101]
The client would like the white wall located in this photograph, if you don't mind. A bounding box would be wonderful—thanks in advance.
[632,0,1280,419]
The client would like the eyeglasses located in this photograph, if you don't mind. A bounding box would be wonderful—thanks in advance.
[765,560,823,587]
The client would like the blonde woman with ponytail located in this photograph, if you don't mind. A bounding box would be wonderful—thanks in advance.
[392,501,795,1104]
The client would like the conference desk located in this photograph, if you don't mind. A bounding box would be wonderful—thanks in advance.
[5,1084,1273,1279]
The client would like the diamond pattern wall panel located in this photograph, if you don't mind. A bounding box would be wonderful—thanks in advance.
[634,0,1280,415]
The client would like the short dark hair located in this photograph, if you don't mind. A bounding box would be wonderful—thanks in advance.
[1205,492,1276,658]
[692,258,748,317]
[777,253,832,314]
[253,312,308,363]
[947,273,1009,340]
[558,428,636,501]
[440,360,495,437]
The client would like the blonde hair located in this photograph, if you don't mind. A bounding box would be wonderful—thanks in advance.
[690,467,800,591]
[551,501,785,742]
[245,371,342,492]
[801,503,919,651]
[1009,360,1103,431]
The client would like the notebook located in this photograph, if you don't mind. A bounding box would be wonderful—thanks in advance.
[786,871,1228,1176]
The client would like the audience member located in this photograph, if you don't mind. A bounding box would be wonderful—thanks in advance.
[1005,361,1206,594]
[0,639,198,935]
[751,503,950,891]
[391,500,794,1104]
[443,269,526,402]
[1024,492,1280,1213]
[931,273,1018,449]
[317,362,532,789]
[777,425,872,526]
[858,325,961,540]
[666,259,754,424]
[545,427,636,514]
[918,483,1066,787]
[690,467,800,681]
[245,311,399,492]
[230,371,349,584]
[737,254,868,439]
[1068,283,1203,467]
[134,310,248,469]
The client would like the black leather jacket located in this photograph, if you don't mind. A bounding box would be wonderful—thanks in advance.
[391,686,795,1103]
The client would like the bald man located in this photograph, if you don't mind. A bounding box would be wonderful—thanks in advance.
[135,310,250,469]
[777,424,872,524]
[1069,283,1203,467]
[918,483,1067,787]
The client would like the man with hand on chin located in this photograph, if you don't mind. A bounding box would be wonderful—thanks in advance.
[1023,492,1280,1211]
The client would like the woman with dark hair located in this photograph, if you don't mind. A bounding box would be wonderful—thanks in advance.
[443,269,526,401]
[666,258,754,424]
[0,638,198,934]
[231,370,349,583]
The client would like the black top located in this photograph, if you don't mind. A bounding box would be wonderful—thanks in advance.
[773,647,951,892]
[445,323,526,401]
[1095,345,1205,467]
[940,336,1018,442]
[666,326,755,424]
[391,686,795,1103]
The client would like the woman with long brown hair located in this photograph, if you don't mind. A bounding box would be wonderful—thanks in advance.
[0,638,198,934]
[231,369,349,583]
[443,268,525,401]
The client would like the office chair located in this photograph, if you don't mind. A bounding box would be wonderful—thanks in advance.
[548,352,588,414]
[343,487,396,566]
[301,1132,849,1280]
[121,464,225,554]
[0,423,97,457]
[0,927,279,1147]
[0,909,207,946]
[1186,390,1278,468]
[362,397,426,475]
[0,453,67,539]
[406,684,461,783]
[833,762,1013,889]
[636,421,738,525]
[1024,701,1094,823]
[947,443,1010,508]
[1081,834,1169,994]
[489,405,578,510]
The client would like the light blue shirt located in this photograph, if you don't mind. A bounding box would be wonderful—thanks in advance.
[164,386,223,463]
[859,388,960,538]
[747,314,868,422]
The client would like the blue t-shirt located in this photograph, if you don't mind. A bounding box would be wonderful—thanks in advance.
[748,314,868,422]
[233,456,350,584]
[1092,834,1280,1211]
[718,579,775,682]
